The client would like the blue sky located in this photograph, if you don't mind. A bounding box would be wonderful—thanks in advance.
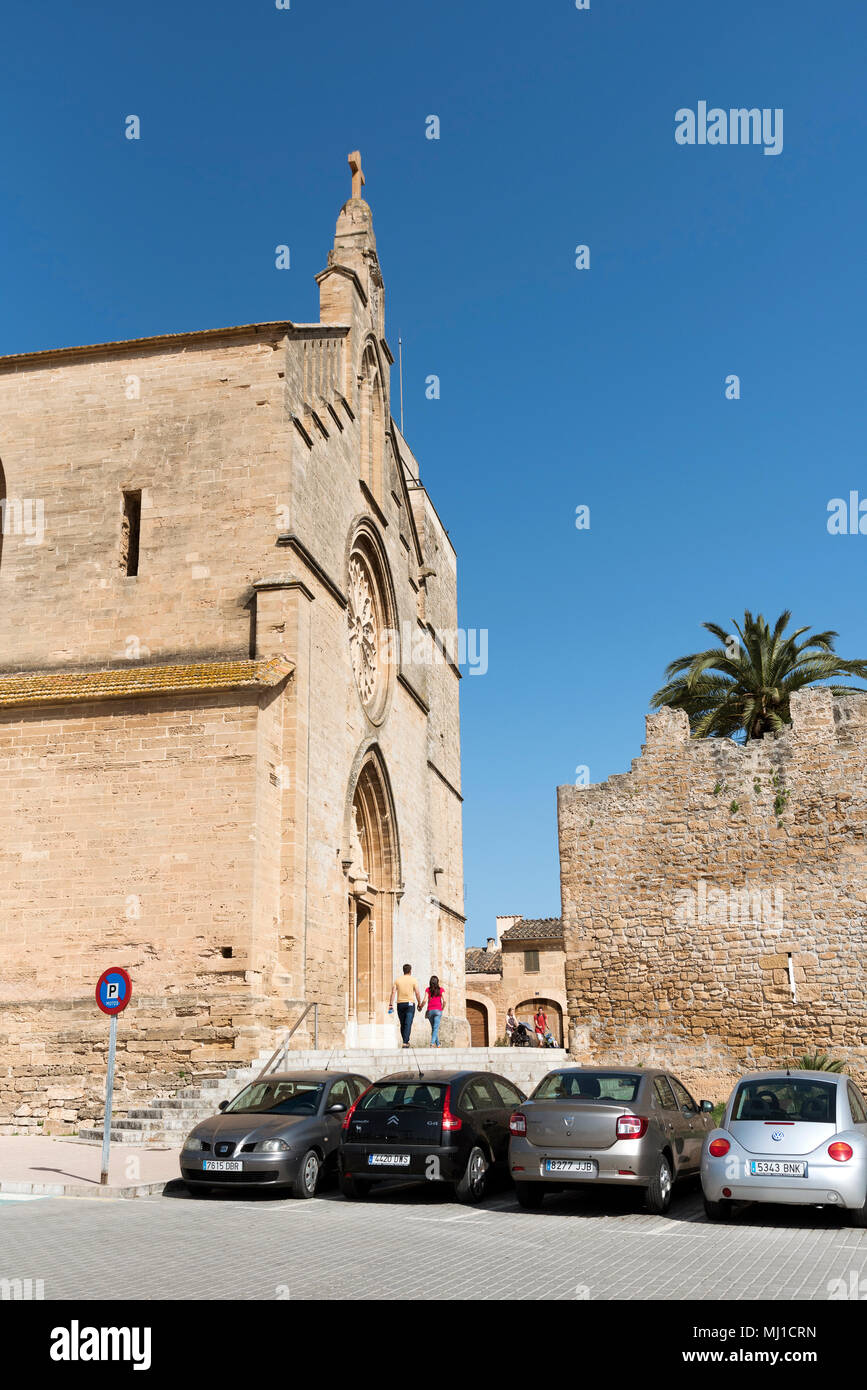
[3,2,866,945]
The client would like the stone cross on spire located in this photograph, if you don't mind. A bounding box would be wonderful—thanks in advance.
[348,150,365,200]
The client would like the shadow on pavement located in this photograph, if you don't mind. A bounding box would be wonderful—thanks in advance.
[160,1172,860,1232]
[712,1201,855,1232]
[163,1178,301,1203]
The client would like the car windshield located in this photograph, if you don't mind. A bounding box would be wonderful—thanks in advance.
[533,1072,642,1102]
[731,1079,838,1124]
[357,1082,447,1111]
[224,1081,324,1115]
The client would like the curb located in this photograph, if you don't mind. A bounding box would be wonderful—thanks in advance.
[0,1178,170,1200]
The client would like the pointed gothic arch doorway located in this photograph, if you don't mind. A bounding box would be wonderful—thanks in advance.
[345,751,401,1046]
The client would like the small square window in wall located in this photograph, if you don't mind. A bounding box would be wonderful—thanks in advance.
[524,949,540,973]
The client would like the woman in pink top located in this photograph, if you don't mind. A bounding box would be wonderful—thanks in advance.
[423,976,445,1047]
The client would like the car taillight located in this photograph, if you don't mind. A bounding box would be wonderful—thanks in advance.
[616,1114,649,1139]
[829,1142,853,1162]
[441,1086,462,1132]
[341,1086,371,1131]
[708,1138,730,1157]
[510,1112,527,1136]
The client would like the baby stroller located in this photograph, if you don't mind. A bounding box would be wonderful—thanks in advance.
[510,1021,532,1047]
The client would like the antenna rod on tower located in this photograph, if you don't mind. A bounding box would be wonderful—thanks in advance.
[398,336,404,435]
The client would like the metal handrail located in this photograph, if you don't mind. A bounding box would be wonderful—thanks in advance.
[256,1002,319,1078]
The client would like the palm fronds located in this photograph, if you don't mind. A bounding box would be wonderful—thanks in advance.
[650,610,867,740]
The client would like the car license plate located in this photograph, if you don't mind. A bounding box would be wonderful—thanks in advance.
[749,1160,807,1177]
[203,1161,242,1172]
[368,1153,410,1167]
[545,1159,596,1175]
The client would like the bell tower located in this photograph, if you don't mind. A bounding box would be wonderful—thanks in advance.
[317,149,386,342]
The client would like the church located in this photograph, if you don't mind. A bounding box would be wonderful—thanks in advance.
[0,155,467,1129]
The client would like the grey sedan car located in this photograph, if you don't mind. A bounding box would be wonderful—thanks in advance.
[180,1071,370,1198]
[508,1066,714,1213]
[701,1070,867,1226]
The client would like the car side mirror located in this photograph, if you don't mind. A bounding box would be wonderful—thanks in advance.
[218,1101,229,1112]
[700,1100,713,1113]
[328,1102,346,1114]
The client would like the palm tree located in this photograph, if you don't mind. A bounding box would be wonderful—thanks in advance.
[651,610,867,741]
[798,1053,845,1073]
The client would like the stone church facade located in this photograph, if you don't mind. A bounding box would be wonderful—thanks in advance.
[558,689,867,1100]
[0,164,467,1130]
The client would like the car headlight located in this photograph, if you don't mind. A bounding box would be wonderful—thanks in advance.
[184,1135,208,1151]
[256,1139,291,1153]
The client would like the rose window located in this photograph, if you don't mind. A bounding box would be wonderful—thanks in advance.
[348,553,380,708]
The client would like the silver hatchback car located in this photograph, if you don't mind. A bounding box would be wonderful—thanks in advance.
[701,1070,867,1226]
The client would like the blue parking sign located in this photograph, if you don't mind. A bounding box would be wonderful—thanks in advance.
[95,967,132,1015]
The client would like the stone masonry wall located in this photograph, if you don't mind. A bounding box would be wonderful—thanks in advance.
[557,690,867,1103]
[0,690,278,1133]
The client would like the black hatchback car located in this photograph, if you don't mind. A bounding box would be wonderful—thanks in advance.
[339,1070,526,1203]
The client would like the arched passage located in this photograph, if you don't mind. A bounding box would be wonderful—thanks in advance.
[465,994,495,1047]
[346,749,400,1042]
[515,997,564,1046]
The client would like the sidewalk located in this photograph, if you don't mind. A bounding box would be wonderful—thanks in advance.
[0,1136,180,1199]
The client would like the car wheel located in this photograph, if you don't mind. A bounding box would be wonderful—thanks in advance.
[293,1149,321,1200]
[455,1145,490,1204]
[340,1174,371,1200]
[703,1197,733,1222]
[515,1181,546,1210]
[645,1153,674,1215]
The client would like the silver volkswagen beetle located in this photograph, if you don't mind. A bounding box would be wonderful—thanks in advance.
[701,1069,867,1225]
[180,1071,371,1198]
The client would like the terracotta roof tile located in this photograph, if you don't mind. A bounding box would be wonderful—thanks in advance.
[465,947,502,974]
[501,917,563,942]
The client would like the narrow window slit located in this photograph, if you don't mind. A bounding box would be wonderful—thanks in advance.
[121,490,141,576]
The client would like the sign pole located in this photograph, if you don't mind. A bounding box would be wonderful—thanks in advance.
[94,966,132,1189]
[100,1012,118,1186]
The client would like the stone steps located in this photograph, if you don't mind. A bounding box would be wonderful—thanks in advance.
[79,1046,567,1145]
[79,1127,148,1145]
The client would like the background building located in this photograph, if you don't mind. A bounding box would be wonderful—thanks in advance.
[465,916,566,1046]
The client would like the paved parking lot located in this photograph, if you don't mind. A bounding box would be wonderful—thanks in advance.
[2,1177,866,1301]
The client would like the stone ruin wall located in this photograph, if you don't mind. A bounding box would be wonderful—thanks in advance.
[557,689,867,1103]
